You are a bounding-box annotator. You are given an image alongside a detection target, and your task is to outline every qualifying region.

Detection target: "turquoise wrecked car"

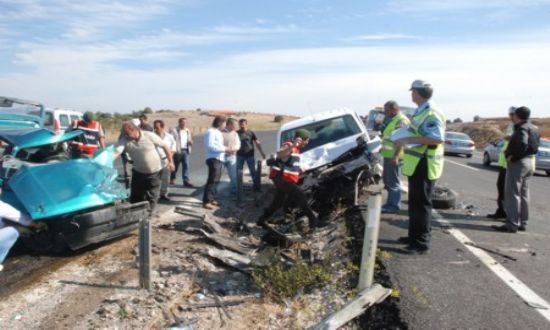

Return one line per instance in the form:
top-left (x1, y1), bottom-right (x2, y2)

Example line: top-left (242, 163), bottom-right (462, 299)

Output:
top-left (0, 96), bottom-right (45, 129)
top-left (0, 127), bottom-right (148, 252)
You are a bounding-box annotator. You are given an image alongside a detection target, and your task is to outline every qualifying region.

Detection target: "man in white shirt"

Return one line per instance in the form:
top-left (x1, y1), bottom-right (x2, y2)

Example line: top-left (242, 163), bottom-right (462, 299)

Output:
top-left (222, 118), bottom-right (241, 194)
top-left (154, 120), bottom-right (177, 201)
top-left (169, 118), bottom-right (194, 187)
top-left (203, 116), bottom-right (228, 209)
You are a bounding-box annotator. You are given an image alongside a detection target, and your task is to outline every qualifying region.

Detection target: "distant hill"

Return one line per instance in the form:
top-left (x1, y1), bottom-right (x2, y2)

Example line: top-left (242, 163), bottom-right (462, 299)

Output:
top-left (448, 117), bottom-right (550, 148)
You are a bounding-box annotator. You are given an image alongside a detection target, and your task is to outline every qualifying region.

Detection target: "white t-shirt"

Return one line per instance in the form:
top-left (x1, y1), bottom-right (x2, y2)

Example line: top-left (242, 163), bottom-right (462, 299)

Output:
top-left (158, 132), bottom-right (177, 158)
top-left (180, 129), bottom-right (189, 149)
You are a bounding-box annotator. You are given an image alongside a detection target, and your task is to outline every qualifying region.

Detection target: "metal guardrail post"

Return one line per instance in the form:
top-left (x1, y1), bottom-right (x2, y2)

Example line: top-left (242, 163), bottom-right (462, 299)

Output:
top-left (358, 191), bottom-right (382, 290)
top-left (139, 217), bottom-right (152, 291)
top-left (256, 160), bottom-right (262, 191)
top-left (236, 168), bottom-right (243, 205)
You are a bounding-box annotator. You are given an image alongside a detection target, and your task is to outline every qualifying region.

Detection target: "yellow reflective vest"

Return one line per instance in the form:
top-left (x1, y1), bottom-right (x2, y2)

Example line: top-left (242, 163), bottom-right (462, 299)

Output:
top-left (381, 113), bottom-right (410, 158)
top-left (402, 106), bottom-right (446, 180)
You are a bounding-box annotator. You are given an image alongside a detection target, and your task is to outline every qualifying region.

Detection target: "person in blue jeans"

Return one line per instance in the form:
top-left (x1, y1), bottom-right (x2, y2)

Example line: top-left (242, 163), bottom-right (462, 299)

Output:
top-left (380, 101), bottom-right (410, 213)
top-left (236, 119), bottom-right (266, 192)
top-left (222, 118), bottom-right (241, 194)
top-left (1, 200), bottom-right (45, 271)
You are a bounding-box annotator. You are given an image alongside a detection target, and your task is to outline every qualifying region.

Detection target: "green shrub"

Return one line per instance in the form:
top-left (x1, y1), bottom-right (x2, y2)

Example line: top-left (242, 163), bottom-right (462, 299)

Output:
top-left (274, 115), bottom-right (284, 123)
top-left (252, 260), bottom-right (332, 302)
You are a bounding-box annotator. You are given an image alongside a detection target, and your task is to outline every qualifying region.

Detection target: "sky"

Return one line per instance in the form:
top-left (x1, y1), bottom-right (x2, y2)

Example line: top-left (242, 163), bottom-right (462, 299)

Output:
top-left (1, 0), bottom-right (550, 120)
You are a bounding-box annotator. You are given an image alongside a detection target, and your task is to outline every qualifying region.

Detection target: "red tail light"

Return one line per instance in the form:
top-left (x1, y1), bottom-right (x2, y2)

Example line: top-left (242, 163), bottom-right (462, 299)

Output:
top-left (53, 118), bottom-right (60, 132)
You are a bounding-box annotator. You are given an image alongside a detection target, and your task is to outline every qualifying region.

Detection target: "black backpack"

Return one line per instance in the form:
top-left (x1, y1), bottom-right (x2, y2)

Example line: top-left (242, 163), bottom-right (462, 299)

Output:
top-left (526, 125), bottom-right (540, 155)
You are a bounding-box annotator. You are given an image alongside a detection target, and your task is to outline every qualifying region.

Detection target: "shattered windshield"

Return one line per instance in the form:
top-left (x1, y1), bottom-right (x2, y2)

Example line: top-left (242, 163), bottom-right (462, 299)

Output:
top-left (281, 115), bottom-right (362, 153)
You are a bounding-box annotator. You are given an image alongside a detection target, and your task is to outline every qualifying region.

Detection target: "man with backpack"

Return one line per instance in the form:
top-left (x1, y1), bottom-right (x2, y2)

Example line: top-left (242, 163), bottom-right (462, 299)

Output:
top-left (493, 106), bottom-right (539, 233)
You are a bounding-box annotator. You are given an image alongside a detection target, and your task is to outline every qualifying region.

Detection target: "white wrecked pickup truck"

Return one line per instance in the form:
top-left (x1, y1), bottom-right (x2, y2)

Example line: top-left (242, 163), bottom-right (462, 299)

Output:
top-left (274, 108), bottom-right (382, 210)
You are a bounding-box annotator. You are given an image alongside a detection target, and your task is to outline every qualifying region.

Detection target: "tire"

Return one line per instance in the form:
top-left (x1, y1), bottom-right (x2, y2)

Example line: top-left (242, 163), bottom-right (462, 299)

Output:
top-left (19, 229), bottom-right (68, 255)
top-left (432, 186), bottom-right (457, 210)
top-left (483, 153), bottom-right (491, 166)
top-left (466, 154), bottom-right (473, 158)
top-left (546, 170), bottom-right (550, 177)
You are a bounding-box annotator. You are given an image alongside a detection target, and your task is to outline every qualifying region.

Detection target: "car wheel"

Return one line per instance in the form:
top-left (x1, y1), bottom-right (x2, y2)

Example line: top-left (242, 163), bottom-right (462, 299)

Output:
top-left (432, 186), bottom-right (457, 210)
top-left (19, 229), bottom-right (68, 255)
top-left (546, 170), bottom-right (550, 177)
top-left (483, 153), bottom-right (491, 166)
top-left (466, 154), bottom-right (473, 158)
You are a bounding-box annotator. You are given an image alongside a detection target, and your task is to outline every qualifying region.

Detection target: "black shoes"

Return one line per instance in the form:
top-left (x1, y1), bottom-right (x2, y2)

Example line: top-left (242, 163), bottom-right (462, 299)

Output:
top-left (518, 224), bottom-right (527, 232)
top-left (487, 213), bottom-right (506, 219)
top-left (492, 224), bottom-right (517, 233)
top-left (397, 236), bottom-right (410, 244)
top-left (403, 244), bottom-right (429, 255)
top-left (159, 195), bottom-right (171, 202)
top-left (184, 182), bottom-right (195, 188)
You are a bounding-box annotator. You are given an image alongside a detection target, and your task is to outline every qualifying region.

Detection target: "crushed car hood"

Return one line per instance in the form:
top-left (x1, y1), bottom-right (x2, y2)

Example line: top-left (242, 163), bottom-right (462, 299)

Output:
top-left (0, 113), bottom-right (42, 129)
top-left (6, 146), bottom-right (127, 220)
top-left (0, 128), bottom-right (82, 151)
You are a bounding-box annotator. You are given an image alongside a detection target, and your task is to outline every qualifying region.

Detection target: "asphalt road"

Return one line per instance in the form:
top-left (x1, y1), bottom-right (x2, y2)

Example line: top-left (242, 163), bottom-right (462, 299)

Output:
top-left (379, 151), bottom-right (550, 330)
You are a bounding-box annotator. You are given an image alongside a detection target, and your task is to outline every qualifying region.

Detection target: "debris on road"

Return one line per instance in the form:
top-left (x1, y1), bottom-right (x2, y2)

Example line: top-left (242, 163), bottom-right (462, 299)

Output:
top-left (464, 241), bottom-right (518, 261)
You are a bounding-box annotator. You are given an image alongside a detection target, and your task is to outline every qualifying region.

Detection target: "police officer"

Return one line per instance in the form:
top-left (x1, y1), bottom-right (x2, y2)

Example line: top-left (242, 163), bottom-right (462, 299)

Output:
top-left (487, 106), bottom-right (516, 219)
top-left (257, 129), bottom-right (318, 229)
top-left (70, 111), bottom-right (106, 157)
top-left (394, 80), bottom-right (446, 254)
top-left (380, 100), bottom-right (410, 213)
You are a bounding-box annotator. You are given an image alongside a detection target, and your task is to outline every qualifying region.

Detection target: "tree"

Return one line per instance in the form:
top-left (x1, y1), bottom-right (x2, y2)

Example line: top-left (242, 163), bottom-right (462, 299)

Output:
top-left (143, 107), bottom-right (153, 114)
top-left (446, 119), bottom-right (452, 124)
top-left (473, 115), bottom-right (481, 122)
top-left (274, 115), bottom-right (284, 123)
top-left (453, 118), bottom-right (463, 123)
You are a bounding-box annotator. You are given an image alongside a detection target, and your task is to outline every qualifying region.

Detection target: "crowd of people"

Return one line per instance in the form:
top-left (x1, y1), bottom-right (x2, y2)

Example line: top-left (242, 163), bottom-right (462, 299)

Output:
top-left (1, 79), bottom-right (541, 271)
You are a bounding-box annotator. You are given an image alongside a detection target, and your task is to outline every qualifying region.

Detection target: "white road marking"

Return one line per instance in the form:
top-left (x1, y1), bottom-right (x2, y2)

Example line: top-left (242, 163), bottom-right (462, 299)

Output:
top-left (434, 212), bottom-right (550, 323)
top-left (445, 158), bottom-right (480, 171)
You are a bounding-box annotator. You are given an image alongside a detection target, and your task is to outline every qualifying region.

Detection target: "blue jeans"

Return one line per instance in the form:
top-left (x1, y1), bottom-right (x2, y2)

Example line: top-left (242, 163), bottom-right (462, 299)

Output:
top-left (237, 155), bottom-right (260, 191)
top-left (171, 149), bottom-right (190, 183)
top-left (0, 226), bottom-right (19, 264)
top-left (224, 155), bottom-right (237, 193)
top-left (382, 157), bottom-right (402, 211)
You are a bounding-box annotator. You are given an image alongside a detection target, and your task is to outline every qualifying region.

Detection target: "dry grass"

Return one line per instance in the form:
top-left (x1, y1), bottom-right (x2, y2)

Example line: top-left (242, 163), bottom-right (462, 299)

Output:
top-left (448, 117), bottom-right (550, 147)
top-left (103, 110), bottom-right (299, 141)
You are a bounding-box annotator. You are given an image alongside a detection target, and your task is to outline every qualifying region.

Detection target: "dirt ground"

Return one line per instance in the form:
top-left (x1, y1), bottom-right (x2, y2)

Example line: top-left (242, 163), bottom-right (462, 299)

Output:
top-left (0, 171), bottom-right (380, 329)
top-left (449, 117), bottom-right (550, 148)
top-left (104, 110), bottom-right (298, 141)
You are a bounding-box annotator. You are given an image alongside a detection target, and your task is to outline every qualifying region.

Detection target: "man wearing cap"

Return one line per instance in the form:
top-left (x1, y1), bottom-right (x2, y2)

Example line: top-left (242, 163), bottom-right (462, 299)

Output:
top-left (381, 100), bottom-right (410, 213)
top-left (487, 107), bottom-right (516, 219)
top-left (493, 106), bottom-right (538, 233)
top-left (70, 111), bottom-right (106, 157)
top-left (394, 80), bottom-right (446, 254)
top-left (257, 129), bottom-right (319, 230)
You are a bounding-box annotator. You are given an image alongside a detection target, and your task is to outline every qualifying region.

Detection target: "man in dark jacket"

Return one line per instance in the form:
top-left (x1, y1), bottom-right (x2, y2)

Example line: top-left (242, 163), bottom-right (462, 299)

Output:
top-left (493, 106), bottom-right (538, 233)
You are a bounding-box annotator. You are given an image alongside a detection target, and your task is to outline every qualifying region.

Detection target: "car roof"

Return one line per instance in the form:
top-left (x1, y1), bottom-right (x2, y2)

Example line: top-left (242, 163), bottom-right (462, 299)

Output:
top-left (280, 108), bottom-right (359, 132)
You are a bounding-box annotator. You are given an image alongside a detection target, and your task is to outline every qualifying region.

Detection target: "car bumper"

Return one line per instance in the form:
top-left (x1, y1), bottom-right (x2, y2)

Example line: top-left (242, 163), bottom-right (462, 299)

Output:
top-left (536, 157), bottom-right (550, 171)
top-left (445, 145), bottom-right (475, 155)
top-left (53, 201), bottom-right (149, 250)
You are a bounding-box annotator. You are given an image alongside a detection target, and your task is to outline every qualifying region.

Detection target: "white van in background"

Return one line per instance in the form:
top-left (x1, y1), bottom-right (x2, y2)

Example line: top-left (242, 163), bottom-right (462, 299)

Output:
top-left (44, 108), bottom-right (83, 133)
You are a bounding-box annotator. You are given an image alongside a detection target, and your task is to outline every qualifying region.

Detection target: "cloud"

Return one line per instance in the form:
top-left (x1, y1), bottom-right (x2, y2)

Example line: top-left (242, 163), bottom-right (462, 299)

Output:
top-left (345, 33), bottom-right (421, 41)
top-left (210, 24), bottom-right (299, 35)
top-left (3, 40), bottom-right (550, 120)
top-left (386, 0), bottom-right (550, 14)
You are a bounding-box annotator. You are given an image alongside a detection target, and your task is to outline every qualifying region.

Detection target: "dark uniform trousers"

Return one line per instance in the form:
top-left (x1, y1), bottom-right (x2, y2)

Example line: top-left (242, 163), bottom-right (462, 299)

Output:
top-left (408, 157), bottom-right (435, 249)
top-left (260, 175), bottom-right (317, 225)
top-left (131, 170), bottom-right (161, 213)
top-left (496, 167), bottom-right (507, 217)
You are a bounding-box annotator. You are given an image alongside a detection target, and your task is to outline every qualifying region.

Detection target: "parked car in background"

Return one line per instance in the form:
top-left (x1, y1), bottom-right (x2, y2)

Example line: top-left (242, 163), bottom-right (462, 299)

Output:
top-left (43, 108), bottom-right (83, 133)
top-left (444, 131), bottom-right (475, 157)
top-left (536, 137), bottom-right (550, 176)
top-left (364, 106), bottom-right (416, 138)
top-left (483, 138), bottom-right (505, 166)
top-left (0, 96), bottom-right (44, 129)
